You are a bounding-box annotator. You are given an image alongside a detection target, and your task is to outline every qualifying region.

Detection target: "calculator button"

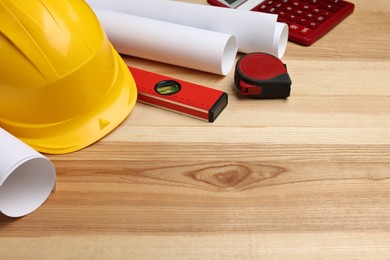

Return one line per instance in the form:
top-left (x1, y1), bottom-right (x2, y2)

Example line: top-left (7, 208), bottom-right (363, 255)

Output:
top-left (312, 8), bottom-right (321, 14)
top-left (305, 13), bottom-right (315, 19)
top-left (292, 1), bottom-right (300, 8)
top-left (326, 0), bottom-right (346, 6)
top-left (298, 18), bottom-right (308, 25)
top-left (316, 16), bottom-right (326, 22)
top-left (268, 7), bottom-right (277, 13)
top-left (289, 24), bottom-right (301, 32)
top-left (258, 4), bottom-right (270, 12)
top-left (300, 27), bottom-right (312, 35)
top-left (320, 2), bottom-right (342, 12)
top-left (278, 11), bottom-right (287, 17)
top-left (308, 21), bottom-right (320, 29)
top-left (275, 3), bottom-right (284, 8)
top-left (322, 10), bottom-right (333, 17)
top-left (302, 4), bottom-right (312, 11)
top-left (314, 8), bottom-right (333, 17)
top-left (287, 14), bottom-right (298, 21)
top-left (294, 9), bottom-right (304, 16)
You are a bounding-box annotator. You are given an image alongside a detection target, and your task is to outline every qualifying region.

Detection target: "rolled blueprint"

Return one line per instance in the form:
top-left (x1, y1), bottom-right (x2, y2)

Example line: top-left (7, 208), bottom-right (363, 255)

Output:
top-left (93, 8), bottom-right (237, 75)
top-left (86, 0), bottom-right (288, 58)
top-left (0, 128), bottom-right (56, 217)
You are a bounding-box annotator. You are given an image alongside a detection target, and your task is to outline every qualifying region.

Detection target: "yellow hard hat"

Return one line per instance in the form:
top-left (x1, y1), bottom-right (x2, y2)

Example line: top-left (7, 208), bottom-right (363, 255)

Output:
top-left (0, 0), bottom-right (137, 154)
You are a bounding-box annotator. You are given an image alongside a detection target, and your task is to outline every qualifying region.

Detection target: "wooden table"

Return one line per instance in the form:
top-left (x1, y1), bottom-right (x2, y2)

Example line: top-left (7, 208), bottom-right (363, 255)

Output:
top-left (1, 0), bottom-right (390, 258)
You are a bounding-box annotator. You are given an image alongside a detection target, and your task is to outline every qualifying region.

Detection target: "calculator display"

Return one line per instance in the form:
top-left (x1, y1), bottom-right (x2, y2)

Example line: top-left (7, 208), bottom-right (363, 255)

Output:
top-left (215, 0), bottom-right (250, 8)
top-left (224, 0), bottom-right (242, 4)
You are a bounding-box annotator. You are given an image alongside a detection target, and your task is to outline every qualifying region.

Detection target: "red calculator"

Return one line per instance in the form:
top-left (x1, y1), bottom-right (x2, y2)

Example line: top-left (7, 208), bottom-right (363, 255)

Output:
top-left (207, 0), bottom-right (355, 46)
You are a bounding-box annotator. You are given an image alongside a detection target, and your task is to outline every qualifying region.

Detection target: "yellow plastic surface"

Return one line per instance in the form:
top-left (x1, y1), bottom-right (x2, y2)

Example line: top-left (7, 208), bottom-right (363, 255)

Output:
top-left (0, 0), bottom-right (137, 154)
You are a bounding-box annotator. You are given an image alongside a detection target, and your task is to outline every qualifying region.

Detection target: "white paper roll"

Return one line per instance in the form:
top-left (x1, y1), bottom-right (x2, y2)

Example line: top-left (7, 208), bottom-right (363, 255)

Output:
top-left (93, 8), bottom-right (237, 75)
top-left (86, 0), bottom-right (288, 58)
top-left (0, 128), bottom-right (56, 217)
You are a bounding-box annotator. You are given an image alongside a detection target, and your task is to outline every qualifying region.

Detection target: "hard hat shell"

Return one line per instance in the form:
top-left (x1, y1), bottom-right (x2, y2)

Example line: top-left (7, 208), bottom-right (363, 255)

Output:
top-left (0, 0), bottom-right (137, 154)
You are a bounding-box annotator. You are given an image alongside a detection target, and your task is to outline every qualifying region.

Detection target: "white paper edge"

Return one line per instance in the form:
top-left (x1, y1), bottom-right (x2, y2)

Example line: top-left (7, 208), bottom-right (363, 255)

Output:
top-left (0, 128), bottom-right (56, 218)
top-left (93, 8), bottom-right (237, 75)
top-left (274, 22), bottom-right (289, 58)
top-left (86, 0), bottom-right (288, 58)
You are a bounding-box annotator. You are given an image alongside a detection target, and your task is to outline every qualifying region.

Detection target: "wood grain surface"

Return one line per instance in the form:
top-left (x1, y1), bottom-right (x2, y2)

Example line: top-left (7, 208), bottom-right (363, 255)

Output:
top-left (1, 0), bottom-right (390, 259)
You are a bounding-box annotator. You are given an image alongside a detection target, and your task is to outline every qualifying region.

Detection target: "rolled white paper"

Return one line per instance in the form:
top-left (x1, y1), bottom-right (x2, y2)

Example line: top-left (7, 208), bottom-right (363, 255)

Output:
top-left (93, 8), bottom-right (237, 75)
top-left (86, 0), bottom-right (288, 58)
top-left (0, 128), bottom-right (56, 217)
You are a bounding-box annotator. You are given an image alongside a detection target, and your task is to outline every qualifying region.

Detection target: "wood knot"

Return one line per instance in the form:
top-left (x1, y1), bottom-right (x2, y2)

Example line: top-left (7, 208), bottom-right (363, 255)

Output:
top-left (189, 165), bottom-right (251, 188)
top-left (186, 163), bottom-right (283, 191)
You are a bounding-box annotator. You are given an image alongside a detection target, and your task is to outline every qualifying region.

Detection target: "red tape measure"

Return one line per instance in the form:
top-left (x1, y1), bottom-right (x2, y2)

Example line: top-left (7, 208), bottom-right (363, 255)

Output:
top-left (234, 53), bottom-right (292, 99)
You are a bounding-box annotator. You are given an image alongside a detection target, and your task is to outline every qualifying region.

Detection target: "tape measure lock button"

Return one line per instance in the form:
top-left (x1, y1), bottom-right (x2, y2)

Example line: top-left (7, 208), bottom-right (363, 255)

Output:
top-left (239, 80), bottom-right (263, 96)
top-left (234, 53), bottom-right (292, 99)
